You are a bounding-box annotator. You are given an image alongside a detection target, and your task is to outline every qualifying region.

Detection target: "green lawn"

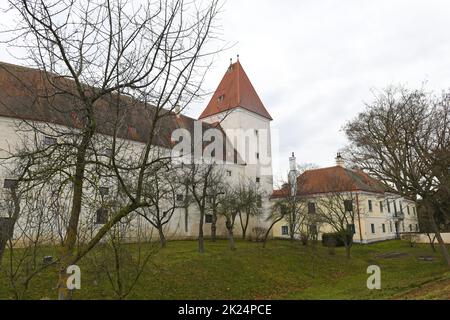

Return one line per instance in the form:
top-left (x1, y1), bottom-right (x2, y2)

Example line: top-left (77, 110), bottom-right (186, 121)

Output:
top-left (1, 239), bottom-right (449, 300)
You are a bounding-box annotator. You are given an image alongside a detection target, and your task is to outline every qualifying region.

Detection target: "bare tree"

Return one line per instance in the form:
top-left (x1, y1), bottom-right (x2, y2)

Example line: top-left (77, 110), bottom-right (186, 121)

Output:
top-left (0, 181), bottom-right (60, 299)
top-left (314, 188), bottom-right (357, 259)
top-left (1, 0), bottom-right (221, 299)
top-left (236, 179), bottom-right (263, 240)
top-left (87, 215), bottom-right (157, 300)
top-left (138, 161), bottom-right (179, 248)
top-left (206, 173), bottom-right (226, 242)
top-left (217, 185), bottom-right (239, 250)
top-left (183, 162), bottom-right (223, 253)
top-left (344, 86), bottom-right (450, 267)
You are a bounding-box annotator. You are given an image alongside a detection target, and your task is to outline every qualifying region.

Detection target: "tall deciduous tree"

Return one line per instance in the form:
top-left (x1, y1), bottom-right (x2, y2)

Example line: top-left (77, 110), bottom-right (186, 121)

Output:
top-left (344, 86), bottom-right (450, 267)
top-left (2, 0), bottom-right (221, 298)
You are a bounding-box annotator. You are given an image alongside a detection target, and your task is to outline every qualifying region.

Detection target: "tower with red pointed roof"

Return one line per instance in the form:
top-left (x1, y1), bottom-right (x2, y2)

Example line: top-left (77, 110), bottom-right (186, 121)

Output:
top-left (199, 58), bottom-right (273, 219)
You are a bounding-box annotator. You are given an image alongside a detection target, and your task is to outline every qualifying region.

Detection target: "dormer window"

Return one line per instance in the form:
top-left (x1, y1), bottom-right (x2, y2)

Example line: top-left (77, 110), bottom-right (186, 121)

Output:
top-left (217, 94), bottom-right (225, 103)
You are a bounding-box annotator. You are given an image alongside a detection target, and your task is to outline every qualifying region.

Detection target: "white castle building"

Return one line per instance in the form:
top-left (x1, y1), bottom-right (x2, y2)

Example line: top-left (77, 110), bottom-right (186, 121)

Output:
top-left (0, 59), bottom-right (274, 242)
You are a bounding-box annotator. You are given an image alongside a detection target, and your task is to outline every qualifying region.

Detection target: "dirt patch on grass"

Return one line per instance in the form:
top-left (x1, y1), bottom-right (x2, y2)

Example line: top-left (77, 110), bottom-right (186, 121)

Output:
top-left (375, 252), bottom-right (408, 259)
top-left (392, 278), bottom-right (450, 300)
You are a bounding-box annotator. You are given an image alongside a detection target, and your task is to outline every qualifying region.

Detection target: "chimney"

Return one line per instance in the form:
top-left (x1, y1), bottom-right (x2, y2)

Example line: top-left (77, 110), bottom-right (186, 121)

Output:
top-left (289, 153), bottom-right (297, 197)
top-left (336, 153), bottom-right (345, 168)
top-left (289, 152), bottom-right (297, 172)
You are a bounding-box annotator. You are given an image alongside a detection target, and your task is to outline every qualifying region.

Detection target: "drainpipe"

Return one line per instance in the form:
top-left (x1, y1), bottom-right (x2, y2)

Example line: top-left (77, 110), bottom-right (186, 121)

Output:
top-left (356, 193), bottom-right (363, 243)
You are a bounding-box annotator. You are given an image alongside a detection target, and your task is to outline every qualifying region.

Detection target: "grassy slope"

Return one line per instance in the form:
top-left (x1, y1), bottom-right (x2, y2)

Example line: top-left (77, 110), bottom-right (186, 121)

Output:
top-left (0, 240), bottom-right (449, 300)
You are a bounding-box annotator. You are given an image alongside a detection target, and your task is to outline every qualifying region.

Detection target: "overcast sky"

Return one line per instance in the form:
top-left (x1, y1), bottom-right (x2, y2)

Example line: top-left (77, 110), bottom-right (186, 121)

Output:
top-left (1, 1), bottom-right (450, 183)
top-left (188, 0), bottom-right (450, 182)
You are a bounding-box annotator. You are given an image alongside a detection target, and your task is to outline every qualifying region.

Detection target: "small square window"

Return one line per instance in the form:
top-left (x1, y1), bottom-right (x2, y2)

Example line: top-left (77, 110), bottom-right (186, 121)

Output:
top-left (344, 200), bottom-right (353, 212)
top-left (281, 226), bottom-right (289, 236)
top-left (256, 177), bottom-right (261, 184)
top-left (176, 194), bottom-right (184, 202)
top-left (99, 187), bottom-right (109, 196)
top-left (308, 202), bottom-right (316, 215)
top-left (0, 217), bottom-right (13, 240)
top-left (205, 214), bottom-right (213, 224)
top-left (102, 148), bottom-right (113, 157)
top-left (96, 208), bottom-right (108, 225)
top-left (43, 136), bottom-right (57, 146)
top-left (347, 224), bottom-right (356, 234)
top-left (227, 170), bottom-right (232, 177)
top-left (3, 179), bottom-right (18, 189)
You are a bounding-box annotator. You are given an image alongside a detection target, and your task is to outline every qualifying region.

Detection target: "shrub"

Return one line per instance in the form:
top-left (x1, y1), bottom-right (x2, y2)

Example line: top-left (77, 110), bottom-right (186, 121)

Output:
top-left (322, 232), bottom-right (353, 248)
top-left (251, 227), bottom-right (267, 242)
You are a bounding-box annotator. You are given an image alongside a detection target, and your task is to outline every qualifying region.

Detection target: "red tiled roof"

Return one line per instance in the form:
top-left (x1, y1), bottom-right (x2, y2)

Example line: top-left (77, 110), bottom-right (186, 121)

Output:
top-left (271, 166), bottom-right (385, 199)
top-left (0, 61), bottom-right (242, 164)
top-left (199, 61), bottom-right (272, 120)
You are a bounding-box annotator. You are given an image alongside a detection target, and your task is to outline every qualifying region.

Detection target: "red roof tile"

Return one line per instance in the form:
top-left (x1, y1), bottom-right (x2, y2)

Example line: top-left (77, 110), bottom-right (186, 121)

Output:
top-left (199, 61), bottom-right (272, 120)
top-left (271, 166), bottom-right (386, 199)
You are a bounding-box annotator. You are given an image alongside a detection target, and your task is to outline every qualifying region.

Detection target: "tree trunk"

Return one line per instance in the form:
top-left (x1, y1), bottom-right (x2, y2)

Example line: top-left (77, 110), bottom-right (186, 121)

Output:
top-left (184, 206), bottom-right (189, 233)
top-left (211, 209), bottom-right (217, 242)
top-left (263, 218), bottom-right (282, 248)
top-left (242, 212), bottom-right (249, 240)
top-left (58, 139), bottom-right (90, 299)
top-left (344, 242), bottom-right (351, 259)
top-left (0, 239), bottom-right (6, 268)
top-left (198, 210), bottom-right (205, 254)
top-left (226, 218), bottom-right (236, 251)
top-left (428, 210), bottom-right (450, 268)
top-left (158, 225), bottom-right (167, 248)
top-left (427, 233), bottom-right (436, 253)
top-left (227, 228), bottom-right (236, 251)
top-left (0, 189), bottom-right (21, 268)
top-left (57, 260), bottom-right (73, 300)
